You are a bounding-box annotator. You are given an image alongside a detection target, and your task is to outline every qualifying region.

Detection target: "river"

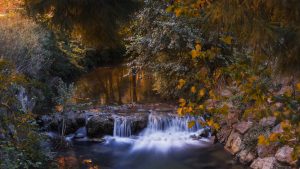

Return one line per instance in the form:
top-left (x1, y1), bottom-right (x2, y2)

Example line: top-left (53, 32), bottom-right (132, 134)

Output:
top-left (55, 67), bottom-right (248, 169)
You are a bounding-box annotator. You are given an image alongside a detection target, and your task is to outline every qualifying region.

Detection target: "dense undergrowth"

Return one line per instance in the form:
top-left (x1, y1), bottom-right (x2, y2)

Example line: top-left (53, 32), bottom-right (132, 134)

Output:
top-left (0, 0), bottom-right (299, 168)
top-left (126, 0), bottom-right (300, 162)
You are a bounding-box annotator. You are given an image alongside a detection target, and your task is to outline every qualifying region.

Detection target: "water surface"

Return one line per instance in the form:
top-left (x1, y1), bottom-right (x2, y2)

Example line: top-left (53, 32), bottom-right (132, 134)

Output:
top-left (57, 140), bottom-right (246, 169)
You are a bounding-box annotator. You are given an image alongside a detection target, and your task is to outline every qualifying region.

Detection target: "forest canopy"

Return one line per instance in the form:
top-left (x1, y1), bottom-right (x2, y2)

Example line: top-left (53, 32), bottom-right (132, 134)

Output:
top-left (25, 0), bottom-right (140, 49)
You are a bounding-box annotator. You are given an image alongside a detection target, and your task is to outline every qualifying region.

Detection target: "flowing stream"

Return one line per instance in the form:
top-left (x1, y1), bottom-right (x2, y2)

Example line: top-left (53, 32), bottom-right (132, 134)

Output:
top-left (57, 111), bottom-right (247, 169)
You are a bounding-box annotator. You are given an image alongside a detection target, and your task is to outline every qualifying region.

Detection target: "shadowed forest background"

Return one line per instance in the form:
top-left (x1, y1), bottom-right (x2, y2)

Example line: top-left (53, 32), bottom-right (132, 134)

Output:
top-left (0, 0), bottom-right (299, 169)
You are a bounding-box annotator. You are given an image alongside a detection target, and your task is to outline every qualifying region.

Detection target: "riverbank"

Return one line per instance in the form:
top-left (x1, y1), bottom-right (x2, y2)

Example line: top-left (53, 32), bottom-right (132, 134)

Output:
top-left (39, 102), bottom-right (299, 169)
top-left (40, 103), bottom-right (247, 169)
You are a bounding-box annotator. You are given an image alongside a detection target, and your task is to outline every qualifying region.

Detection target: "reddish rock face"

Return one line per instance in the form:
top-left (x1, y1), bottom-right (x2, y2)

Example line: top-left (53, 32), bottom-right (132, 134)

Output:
top-left (235, 121), bottom-right (253, 135)
top-left (275, 146), bottom-right (294, 165)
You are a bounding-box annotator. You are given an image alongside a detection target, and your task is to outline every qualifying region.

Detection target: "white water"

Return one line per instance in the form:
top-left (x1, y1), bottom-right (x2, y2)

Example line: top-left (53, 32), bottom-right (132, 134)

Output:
top-left (109, 112), bottom-right (209, 152)
top-left (113, 116), bottom-right (132, 137)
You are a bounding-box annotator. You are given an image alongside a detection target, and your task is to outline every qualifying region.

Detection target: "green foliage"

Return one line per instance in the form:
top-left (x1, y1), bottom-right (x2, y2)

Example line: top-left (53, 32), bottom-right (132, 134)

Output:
top-left (169, 0), bottom-right (300, 74)
top-left (25, 0), bottom-right (140, 49)
top-left (0, 60), bottom-right (55, 169)
top-left (126, 0), bottom-right (300, 158)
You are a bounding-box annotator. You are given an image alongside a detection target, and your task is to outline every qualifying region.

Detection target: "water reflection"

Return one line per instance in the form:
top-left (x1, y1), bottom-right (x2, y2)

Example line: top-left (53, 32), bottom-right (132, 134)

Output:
top-left (74, 67), bottom-right (158, 105)
top-left (56, 141), bottom-right (248, 169)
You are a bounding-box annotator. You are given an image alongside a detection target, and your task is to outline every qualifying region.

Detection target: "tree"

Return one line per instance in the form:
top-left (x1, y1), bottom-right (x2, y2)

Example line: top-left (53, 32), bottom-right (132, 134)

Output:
top-left (169, 0), bottom-right (300, 74)
top-left (25, 0), bottom-right (140, 49)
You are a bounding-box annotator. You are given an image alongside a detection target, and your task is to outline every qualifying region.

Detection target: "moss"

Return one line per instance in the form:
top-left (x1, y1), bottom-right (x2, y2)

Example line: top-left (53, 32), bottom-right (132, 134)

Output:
top-left (242, 124), bottom-right (272, 152)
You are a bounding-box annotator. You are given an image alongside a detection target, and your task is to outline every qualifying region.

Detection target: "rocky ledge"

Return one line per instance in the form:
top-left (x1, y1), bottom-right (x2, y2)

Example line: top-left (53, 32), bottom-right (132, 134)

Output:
top-left (215, 114), bottom-right (299, 169)
top-left (37, 104), bottom-right (175, 138)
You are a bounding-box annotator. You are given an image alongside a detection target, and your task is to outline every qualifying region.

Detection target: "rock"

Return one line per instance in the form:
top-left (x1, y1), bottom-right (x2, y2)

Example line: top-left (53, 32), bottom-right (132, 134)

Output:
top-left (190, 134), bottom-right (201, 140)
top-left (209, 135), bottom-right (217, 144)
top-left (74, 127), bottom-right (87, 139)
top-left (226, 112), bottom-right (239, 126)
top-left (250, 157), bottom-right (277, 169)
top-left (257, 144), bottom-right (278, 158)
top-left (199, 128), bottom-right (210, 138)
top-left (221, 89), bottom-right (233, 97)
top-left (272, 124), bottom-right (284, 134)
top-left (275, 146), bottom-right (294, 165)
top-left (130, 113), bottom-right (149, 135)
top-left (259, 117), bottom-right (277, 127)
top-left (217, 126), bottom-right (232, 143)
top-left (235, 121), bottom-right (253, 134)
top-left (239, 150), bottom-right (256, 164)
top-left (225, 131), bottom-right (242, 155)
top-left (40, 111), bottom-right (90, 135)
top-left (278, 86), bottom-right (293, 95)
top-left (86, 114), bottom-right (114, 138)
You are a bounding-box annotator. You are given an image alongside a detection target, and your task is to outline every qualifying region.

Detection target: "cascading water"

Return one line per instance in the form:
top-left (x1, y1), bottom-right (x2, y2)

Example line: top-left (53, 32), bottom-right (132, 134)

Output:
top-left (110, 112), bottom-right (208, 152)
top-left (113, 116), bottom-right (132, 137)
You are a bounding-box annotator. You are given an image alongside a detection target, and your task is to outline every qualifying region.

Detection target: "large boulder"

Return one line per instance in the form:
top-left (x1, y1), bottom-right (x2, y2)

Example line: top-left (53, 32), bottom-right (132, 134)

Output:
top-left (130, 113), bottom-right (148, 135)
top-left (275, 146), bottom-right (294, 165)
top-left (86, 114), bottom-right (114, 138)
top-left (235, 121), bottom-right (253, 135)
top-left (225, 131), bottom-right (242, 155)
top-left (38, 111), bottom-right (87, 134)
top-left (250, 157), bottom-right (277, 169)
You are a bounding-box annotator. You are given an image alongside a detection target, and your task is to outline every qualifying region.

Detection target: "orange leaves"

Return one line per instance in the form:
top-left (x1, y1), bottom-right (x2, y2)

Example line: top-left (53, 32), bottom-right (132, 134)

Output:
top-left (269, 133), bottom-right (280, 142)
top-left (190, 86), bottom-right (196, 93)
top-left (188, 121), bottom-right (196, 129)
top-left (191, 43), bottom-right (202, 59)
top-left (179, 98), bottom-right (186, 107)
top-left (174, 8), bottom-right (183, 17)
top-left (198, 88), bottom-right (206, 98)
top-left (177, 107), bottom-right (183, 116)
top-left (296, 83), bottom-right (300, 92)
top-left (177, 79), bottom-right (186, 89)
top-left (206, 119), bottom-right (220, 130)
top-left (220, 36), bottom-right (233, 45)
top-left (191, 50), bottom-right (201, 59)
top-left (258, 135), bottom-right (269, 145)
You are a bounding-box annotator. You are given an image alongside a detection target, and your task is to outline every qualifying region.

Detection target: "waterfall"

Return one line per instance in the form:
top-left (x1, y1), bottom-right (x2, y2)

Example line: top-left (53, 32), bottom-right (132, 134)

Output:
top-left (113, 116), bottom-right (132, 137)
top-left (111, 112), bottom-right (207, 151)
top-left (145, 113), bottom-right (202, 134)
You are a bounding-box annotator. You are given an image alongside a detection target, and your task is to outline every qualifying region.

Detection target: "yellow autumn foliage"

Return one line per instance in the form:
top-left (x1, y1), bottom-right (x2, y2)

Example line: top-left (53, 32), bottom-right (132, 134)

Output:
top-left (190, 86), bottom-right (196, 93)
top-left (179, 98), bottom-right (186, 107)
